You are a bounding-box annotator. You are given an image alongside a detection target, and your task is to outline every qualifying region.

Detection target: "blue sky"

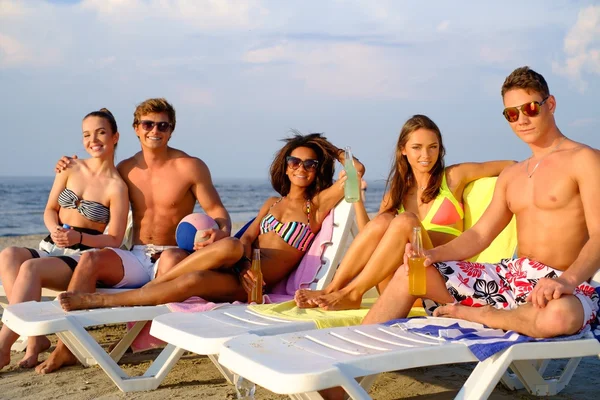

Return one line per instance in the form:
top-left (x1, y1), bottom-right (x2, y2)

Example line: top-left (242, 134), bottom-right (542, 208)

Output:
top-left (1, 0), bottom-right (599, 181)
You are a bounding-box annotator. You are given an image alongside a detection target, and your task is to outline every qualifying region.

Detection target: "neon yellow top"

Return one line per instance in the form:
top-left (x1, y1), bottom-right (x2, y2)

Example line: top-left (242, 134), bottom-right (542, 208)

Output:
top-left (399, 172), bottom-right (464, 237)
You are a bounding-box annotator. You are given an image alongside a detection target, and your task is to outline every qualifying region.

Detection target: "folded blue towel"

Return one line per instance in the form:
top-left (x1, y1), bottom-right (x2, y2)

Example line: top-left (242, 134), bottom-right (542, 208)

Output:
top-left (384, 317), bottom-right (596, 361)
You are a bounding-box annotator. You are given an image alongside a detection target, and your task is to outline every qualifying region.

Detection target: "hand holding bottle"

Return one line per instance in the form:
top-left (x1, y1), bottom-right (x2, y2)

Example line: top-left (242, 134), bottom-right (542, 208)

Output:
top-left (343, 146), bottom-right (360, 203)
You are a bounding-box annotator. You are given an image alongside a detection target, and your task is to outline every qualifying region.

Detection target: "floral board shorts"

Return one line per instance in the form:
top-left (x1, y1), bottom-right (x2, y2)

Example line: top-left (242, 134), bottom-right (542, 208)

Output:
top-left (422, 257), bottom-right (600, 331)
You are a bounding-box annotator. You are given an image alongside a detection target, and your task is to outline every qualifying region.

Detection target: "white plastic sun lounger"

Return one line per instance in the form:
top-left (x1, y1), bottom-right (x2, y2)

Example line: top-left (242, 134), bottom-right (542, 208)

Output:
top-left (1, 200), bottom-right (358, 392)
top-left (147, 177), bottom-right (517, 389)
top-left (217, 315), bottom-right (600, 400)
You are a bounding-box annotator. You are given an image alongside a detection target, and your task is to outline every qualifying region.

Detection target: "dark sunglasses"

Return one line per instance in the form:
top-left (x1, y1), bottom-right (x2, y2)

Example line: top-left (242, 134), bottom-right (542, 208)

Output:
top-left (286, 156), bottom-right (319, 171)
top-left (502, 97), bottom-right (549, 123)
top-left (139, 120), bottom-right (173, 132)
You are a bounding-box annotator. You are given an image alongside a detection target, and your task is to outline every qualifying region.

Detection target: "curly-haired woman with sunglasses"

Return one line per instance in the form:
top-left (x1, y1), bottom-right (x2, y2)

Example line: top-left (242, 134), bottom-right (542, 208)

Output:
top-left (296, 115), bottom-right (515, 311)
top-left (0, 109), bottom-right (129, 370)
top-left (57, 132), bottom-right (365, 311)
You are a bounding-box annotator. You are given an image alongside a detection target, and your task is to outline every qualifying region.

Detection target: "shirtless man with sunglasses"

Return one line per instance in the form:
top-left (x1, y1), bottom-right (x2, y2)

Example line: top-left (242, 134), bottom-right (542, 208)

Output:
top-left (40, 98), bottom-right (232, 374)
top-left (361, 66), bottom-right (600, 339)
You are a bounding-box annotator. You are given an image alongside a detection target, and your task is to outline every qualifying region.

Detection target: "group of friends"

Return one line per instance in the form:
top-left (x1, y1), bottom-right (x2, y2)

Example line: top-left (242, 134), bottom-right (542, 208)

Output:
top-left (0, 66), bottom-right (598, 391)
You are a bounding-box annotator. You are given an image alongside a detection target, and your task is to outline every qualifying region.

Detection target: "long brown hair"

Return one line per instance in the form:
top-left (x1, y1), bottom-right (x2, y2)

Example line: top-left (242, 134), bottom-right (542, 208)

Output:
top-left (270, 131), bottom-right (338, 200)
top-left (383, 115), bottom-right (446, 214)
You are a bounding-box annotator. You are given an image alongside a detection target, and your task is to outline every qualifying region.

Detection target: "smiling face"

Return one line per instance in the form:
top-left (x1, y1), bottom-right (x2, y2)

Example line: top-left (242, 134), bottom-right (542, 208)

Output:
top-left (503, 88), bottom-right (556, 145)
top-left (134, 112), bottom-right (172, 149)
top-left (286, 146), bottom-right (318, 188)
top-left (401, 128), bottom-right (440, 173)
top-left (82, 116), bottom-right (118, 158)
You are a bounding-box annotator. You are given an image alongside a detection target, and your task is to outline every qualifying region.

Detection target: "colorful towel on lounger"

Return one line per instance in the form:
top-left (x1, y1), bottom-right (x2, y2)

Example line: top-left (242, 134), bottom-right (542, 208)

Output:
top-left (249, 299), bottom-right (426, 329)
top-left (384, 317), bottom-right (596, 361)
top-left (128, 210), bottom-right (335, 352)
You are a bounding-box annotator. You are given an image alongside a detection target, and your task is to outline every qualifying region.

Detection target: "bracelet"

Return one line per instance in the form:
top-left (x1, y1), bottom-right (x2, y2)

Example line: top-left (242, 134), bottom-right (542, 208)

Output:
top-left (79, 231), bottom-right (83, 245)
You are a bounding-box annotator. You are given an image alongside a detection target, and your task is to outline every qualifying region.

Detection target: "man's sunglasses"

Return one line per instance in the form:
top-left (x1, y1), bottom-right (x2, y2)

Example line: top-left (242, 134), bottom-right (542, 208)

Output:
top-left (138, 120), bottom-right (173, 132)
top-left (502, 97), bottom-right (549, 123)
top-left (286, 156), bottom-right (319, 171)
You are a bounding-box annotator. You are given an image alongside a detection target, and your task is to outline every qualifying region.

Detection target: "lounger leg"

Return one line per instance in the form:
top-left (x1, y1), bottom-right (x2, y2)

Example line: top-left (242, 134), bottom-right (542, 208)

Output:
top-left (507, 357), bottom-right (581, 396)
top-left (500, 359), bottom-right (549, 390)
top-left (109, 320), bottom-right (148, 362)
top-left (289, 393), bottom-right (325, 399)
top-left (456, 351), bottom-right (514, 400)
top-left (58, 318), bottom-right (183, 392)
top-left (208, 354), bottom-right (235, 384)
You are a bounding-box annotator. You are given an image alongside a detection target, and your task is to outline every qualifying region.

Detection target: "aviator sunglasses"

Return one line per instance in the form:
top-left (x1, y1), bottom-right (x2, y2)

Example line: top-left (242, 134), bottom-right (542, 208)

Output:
top-left (502, 97), bottom-right (549, 123)
top-left (286, 156), bottom-right (319, 172)
top-left (138, 120), bottom-right (173, 132)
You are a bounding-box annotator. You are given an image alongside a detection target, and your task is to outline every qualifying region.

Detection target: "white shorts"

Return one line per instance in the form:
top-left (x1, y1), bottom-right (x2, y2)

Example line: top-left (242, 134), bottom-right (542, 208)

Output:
top-left (108, 245), bottom-right (178, 288)
top-left (27, 238), bottom-right (84, 266)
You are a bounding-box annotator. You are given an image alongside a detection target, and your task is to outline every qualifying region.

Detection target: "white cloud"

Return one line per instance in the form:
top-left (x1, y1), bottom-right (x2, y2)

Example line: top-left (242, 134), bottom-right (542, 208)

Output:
top-left (569, 117), bottom-right (596, 127)
top-left (79, 0), bottom-right (267, 31)
top-left (553, 5), bottom-right (600, 92)
top-left (437, 20), bottom-right (450, 32)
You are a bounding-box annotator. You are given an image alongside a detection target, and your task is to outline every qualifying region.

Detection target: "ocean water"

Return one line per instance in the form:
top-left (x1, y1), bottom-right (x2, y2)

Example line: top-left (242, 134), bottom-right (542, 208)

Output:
top-left (0, 176), bottom-right (387, 237)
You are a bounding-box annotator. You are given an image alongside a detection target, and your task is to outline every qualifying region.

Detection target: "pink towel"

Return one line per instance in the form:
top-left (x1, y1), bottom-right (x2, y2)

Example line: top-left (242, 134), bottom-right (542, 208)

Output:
top-left (128, 210), bottom-right (335, 352)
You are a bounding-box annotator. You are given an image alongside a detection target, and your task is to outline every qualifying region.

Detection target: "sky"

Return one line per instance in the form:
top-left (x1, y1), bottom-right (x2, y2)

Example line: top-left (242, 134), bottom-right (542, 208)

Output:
top-left (1, 0), bottom-right (599, 182)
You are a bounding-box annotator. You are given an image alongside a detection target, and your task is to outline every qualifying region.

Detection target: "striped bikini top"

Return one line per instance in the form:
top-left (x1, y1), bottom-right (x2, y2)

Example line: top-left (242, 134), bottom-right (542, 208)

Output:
top-left (259, 197), bottom-right (316, 252)
top-left (58, 187), bottom-right (110, 225)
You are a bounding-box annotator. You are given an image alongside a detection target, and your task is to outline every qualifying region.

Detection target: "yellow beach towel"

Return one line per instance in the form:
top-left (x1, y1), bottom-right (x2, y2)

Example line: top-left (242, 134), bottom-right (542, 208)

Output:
top-left (463, 177), bottom-right (518, 263)
top-left (248, 178), bottom-right (515, 330)
top-left (248, 299), bottom-right (426, 329)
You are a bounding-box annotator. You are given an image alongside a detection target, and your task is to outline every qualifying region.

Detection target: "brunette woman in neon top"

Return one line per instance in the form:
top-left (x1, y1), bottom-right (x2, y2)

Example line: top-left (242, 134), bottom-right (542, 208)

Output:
top-left (296, 114), bottom-right (515, 310)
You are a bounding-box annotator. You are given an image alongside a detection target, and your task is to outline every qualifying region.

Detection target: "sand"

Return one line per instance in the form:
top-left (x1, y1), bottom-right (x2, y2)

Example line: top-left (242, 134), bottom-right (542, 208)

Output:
top-left (0, 235), bottom-right (598, 399)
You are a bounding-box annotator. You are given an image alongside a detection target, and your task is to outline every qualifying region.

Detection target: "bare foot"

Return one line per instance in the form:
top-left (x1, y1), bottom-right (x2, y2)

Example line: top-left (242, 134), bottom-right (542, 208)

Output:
top-left (35, 343), bottom-right (77, 374)
top-left (314, 289), bottom-right (363, 311)
top-left (59, 291), bottom-right (105, 311)
top-left (294, 289), bottom-right (325, 308)
top-left (433, 304), bottom-right (493, 324)
top-left (0, 348), bottom-right (11, 370)
top-left (18, 336), bottom-right (51, 368)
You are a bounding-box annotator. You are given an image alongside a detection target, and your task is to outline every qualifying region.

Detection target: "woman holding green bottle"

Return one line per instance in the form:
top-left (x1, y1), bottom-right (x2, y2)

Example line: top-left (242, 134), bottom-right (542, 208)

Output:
top-left (296, 114), bottom-right (515, 311)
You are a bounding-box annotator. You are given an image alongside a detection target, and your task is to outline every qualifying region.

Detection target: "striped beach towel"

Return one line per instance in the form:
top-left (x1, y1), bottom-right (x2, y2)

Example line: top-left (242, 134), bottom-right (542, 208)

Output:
top-left (384, 317), bottom-right (597, 361)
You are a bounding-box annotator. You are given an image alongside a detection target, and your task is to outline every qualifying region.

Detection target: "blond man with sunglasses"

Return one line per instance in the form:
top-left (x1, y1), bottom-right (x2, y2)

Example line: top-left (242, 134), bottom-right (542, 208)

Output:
top-left (362, 66), bottom-right (600, 339)
top-left (42, 98), bottom-right (232, 374)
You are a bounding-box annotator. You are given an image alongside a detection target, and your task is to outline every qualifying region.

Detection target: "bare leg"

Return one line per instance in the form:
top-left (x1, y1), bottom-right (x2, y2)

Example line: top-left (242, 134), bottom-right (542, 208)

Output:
top-left (67, 248), bottom-right (125, 293)
top-left (0, 246), bottom-right (35, 301)
top-left (149, 238), bottom-right (243, 286)
top-left (295, 213), bottom-right (394, 308)
top-left (434, 295), bottom-right (584, 337)
top-left (154, 248), bottom-right (190, 277)
top-left (362, 264), bottom-right (453, 325)
top-left (36, 249), bottom-right (124, 374)
top-left (315, 212), bottom-right (434, 311)
top-left (0, 257), bottom-right (72, 370)
top-left (60, 269), bottom-right (246, 310)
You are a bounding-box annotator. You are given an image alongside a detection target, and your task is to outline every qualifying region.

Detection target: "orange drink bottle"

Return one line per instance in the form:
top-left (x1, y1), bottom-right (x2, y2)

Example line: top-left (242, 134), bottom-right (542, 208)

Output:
top-left (248, 249), bottom-right (263, 304)
top-left (408, 227), bottom-right (427, 296)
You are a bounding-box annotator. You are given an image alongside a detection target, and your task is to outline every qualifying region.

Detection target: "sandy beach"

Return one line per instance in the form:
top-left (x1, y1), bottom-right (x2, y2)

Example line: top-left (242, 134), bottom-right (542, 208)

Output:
top-left (0, 235), bottom-right (598, 399)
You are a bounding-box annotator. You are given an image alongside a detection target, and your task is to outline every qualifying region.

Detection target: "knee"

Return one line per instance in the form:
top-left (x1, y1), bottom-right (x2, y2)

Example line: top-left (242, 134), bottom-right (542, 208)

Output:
top-left (0, 247), bottom-right (27, 271)
top-left (212, 237), bottom-right (244, 262)
top-left (388, 212), bottom-right (420, 235)
top-left (159, 248), bottom-right (189, 272)
top-left (220, 237), bottom-right (244, 258)
top-left (18, 259), bottom-right (44, 279)
top-left (76, 250), bottom-right (106, 275)
top-left (366, 213), bottom-right (395, 234)
top-left (535, 299), bottom-right (582, 337)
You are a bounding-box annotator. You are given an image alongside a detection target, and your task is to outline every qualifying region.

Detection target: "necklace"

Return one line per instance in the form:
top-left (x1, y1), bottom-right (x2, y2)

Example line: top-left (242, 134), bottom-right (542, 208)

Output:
top-left (526, 137), bottom-right (566, 178)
